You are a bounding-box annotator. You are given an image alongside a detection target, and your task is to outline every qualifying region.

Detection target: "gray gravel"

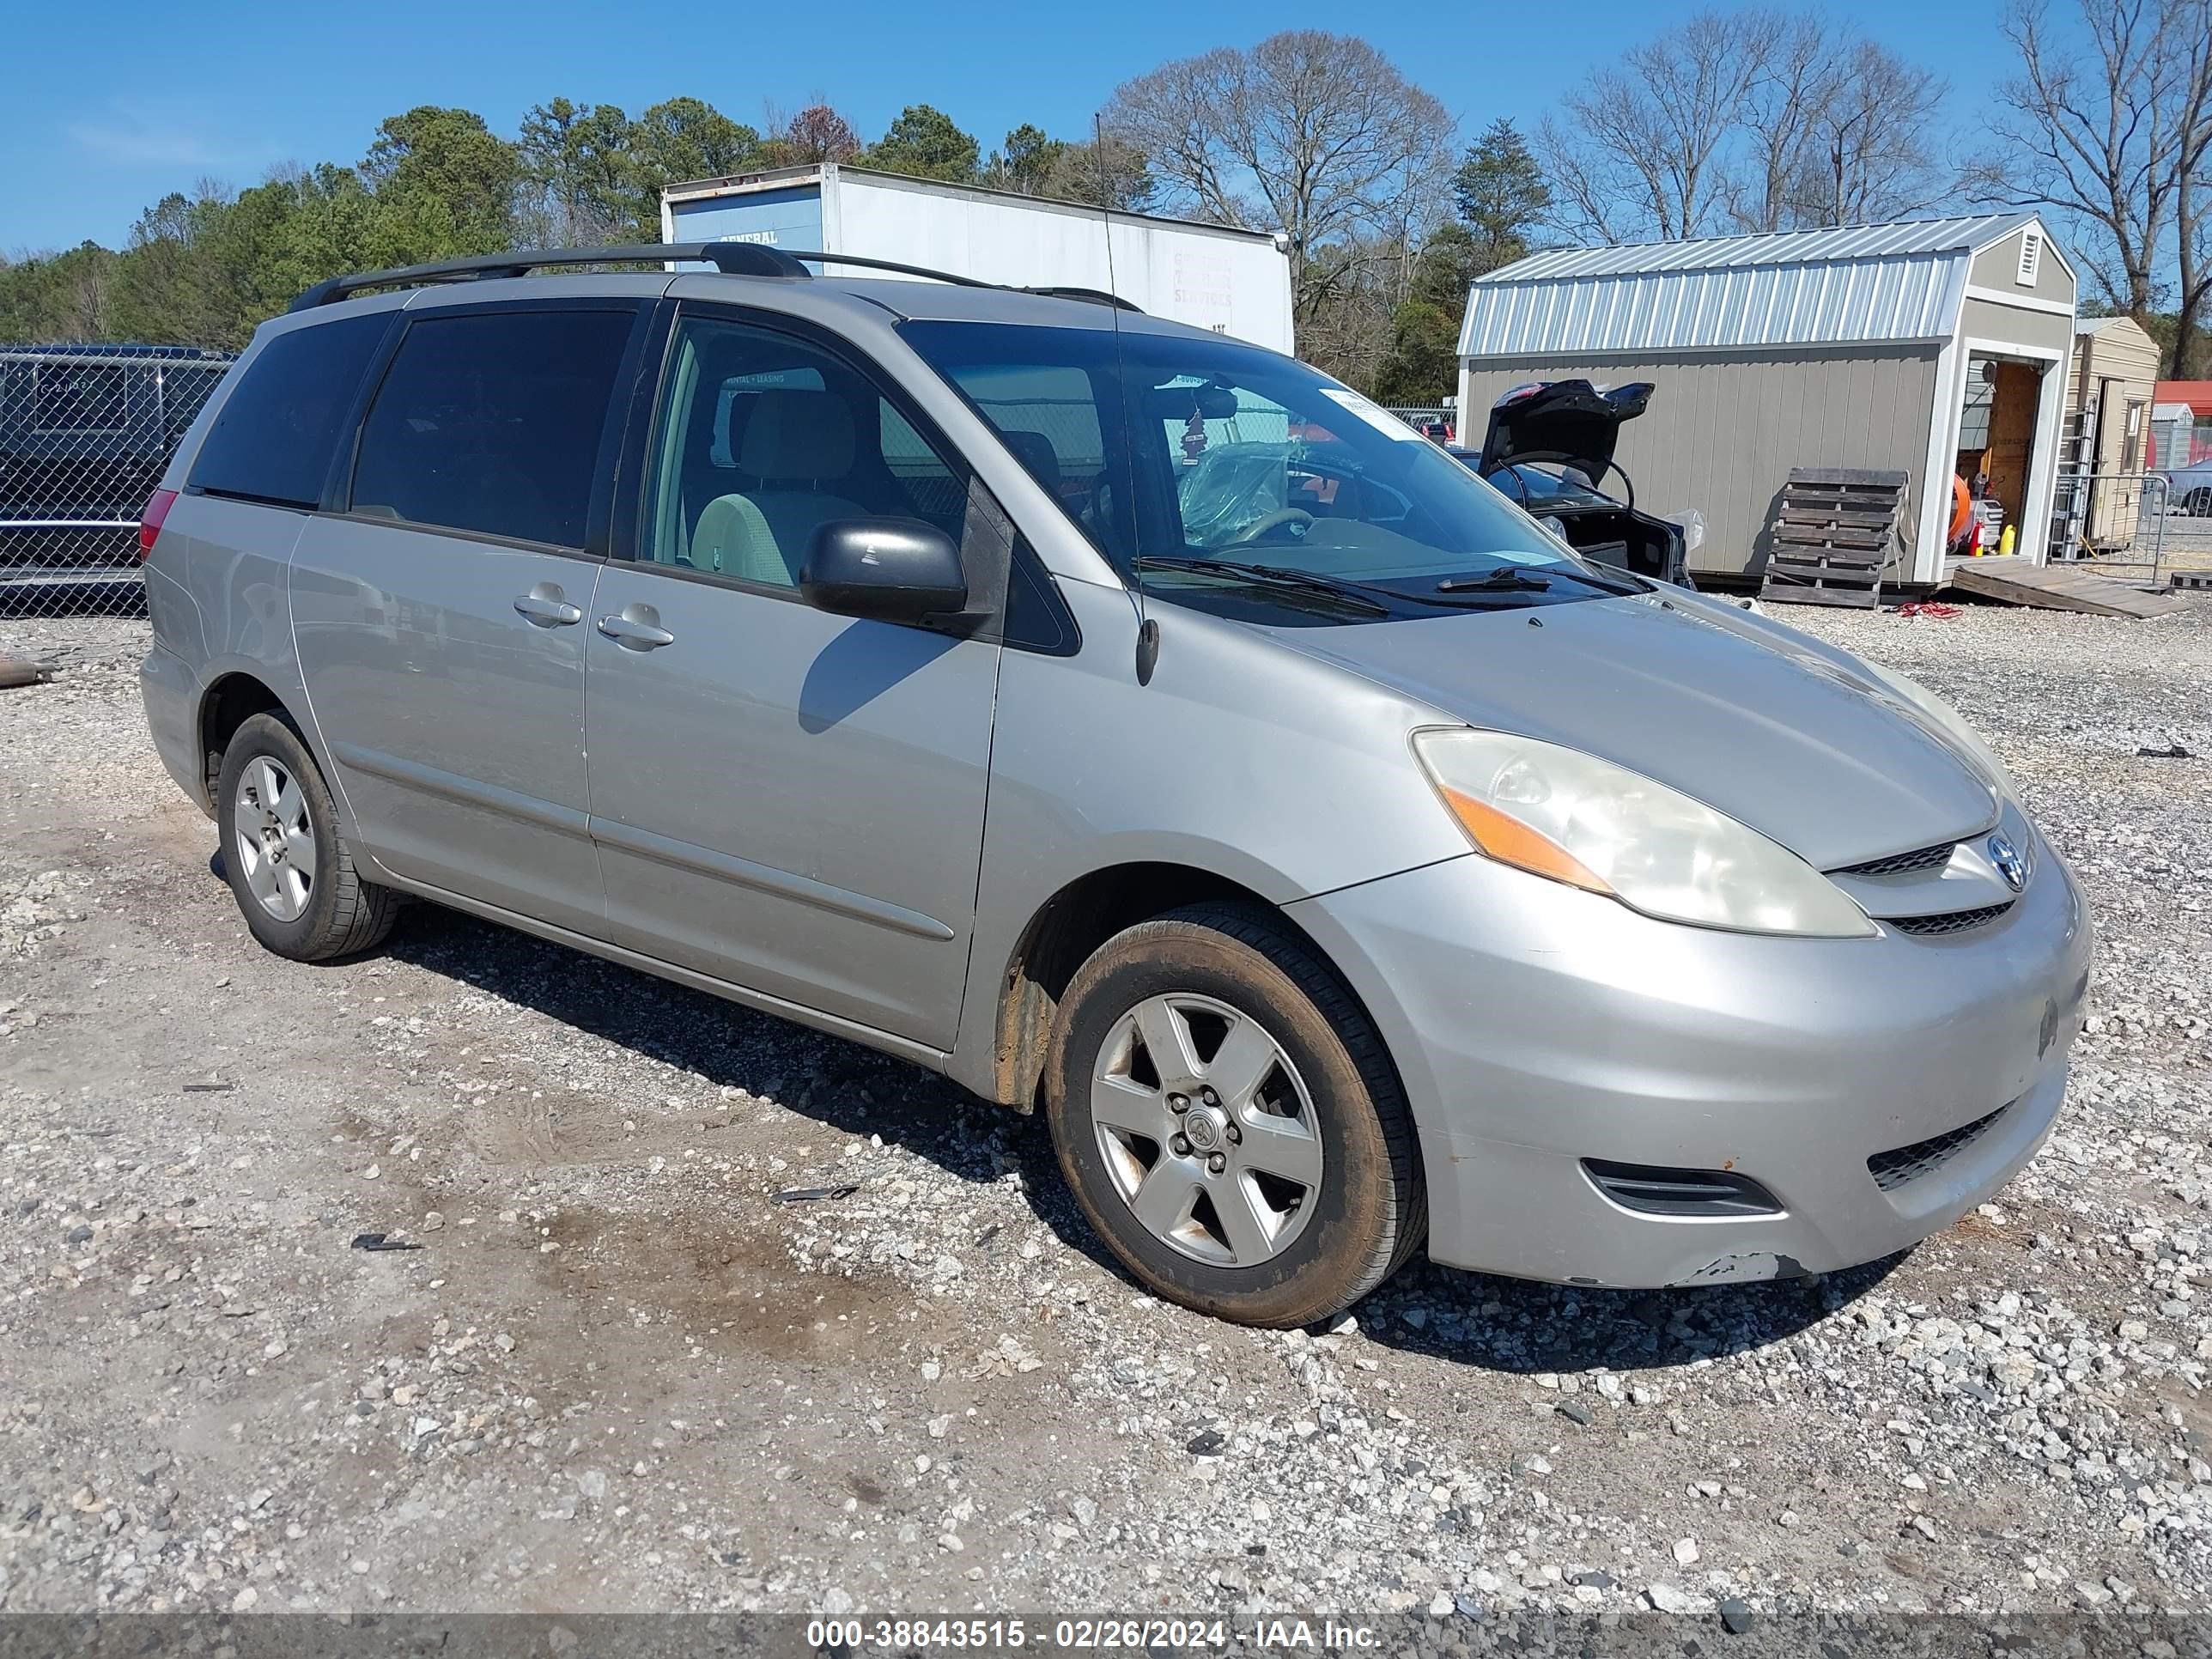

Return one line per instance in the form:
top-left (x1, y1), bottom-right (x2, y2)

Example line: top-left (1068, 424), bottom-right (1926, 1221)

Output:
top-left (0, 599), bottom-right (2208, 1620)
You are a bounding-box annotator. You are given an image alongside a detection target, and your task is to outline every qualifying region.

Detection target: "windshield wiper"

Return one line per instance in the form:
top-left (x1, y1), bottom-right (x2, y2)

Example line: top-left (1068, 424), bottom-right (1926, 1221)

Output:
top-left (1436, 565), bottom-right (1553, 593)
top-left (1436, 562), bottom-right (1646, 598)
top-left (1136, 555), bottom-right (1391, 617)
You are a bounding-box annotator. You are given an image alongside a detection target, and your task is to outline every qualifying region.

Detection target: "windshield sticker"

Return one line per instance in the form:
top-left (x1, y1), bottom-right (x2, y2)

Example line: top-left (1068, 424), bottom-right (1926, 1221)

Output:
top-left (1319, 387), bottom-right (1424, 442)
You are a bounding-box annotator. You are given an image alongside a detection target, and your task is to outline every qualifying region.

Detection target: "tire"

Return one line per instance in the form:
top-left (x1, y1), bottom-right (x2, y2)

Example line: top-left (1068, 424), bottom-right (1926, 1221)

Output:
top-left (1044, 902), bottom-right (1425, 1328)
top-left (2186, 487), bottom-right (2212, 518)
top-left (217, 711), bottom-right (400, 962)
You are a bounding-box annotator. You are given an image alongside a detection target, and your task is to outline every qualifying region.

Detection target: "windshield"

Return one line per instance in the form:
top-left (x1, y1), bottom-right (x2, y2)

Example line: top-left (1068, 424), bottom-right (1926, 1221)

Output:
top-left (902, 321), bottom-right (1605, 618)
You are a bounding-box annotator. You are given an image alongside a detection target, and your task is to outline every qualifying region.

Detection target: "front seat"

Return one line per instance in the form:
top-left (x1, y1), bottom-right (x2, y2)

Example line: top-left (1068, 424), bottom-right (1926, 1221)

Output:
top-left (1000, 428), bottom-right (1063, 500)
top-left (692, 390), bottom-right (872, 585)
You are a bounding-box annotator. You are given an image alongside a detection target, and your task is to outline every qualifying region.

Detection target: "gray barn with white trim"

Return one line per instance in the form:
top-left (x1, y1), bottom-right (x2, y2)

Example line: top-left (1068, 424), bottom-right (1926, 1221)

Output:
top-left (1457, 215), bottom-right (2077, 586)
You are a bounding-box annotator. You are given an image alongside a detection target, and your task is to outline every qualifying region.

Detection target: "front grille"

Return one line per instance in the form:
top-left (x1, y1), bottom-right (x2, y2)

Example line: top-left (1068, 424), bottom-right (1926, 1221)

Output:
top-left (1834, 840), bottom-right (1958, 878)
top-left (1831, 845), bottom-right (1955, 884)
top-left (1890, 902), bottom-right (2014, 937)
top-left (1583, 1159), bottom-right (1782, 1217)
top-left (1867, 1104), bottom-right (2008, 1192)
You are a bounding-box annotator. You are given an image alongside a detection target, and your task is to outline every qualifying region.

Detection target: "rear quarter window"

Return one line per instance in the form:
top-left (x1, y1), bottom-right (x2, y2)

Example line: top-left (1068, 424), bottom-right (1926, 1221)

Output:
top-left (348, 307), bottom-right (637, 550)
top-left (189, 313), bottom-right (393, 508)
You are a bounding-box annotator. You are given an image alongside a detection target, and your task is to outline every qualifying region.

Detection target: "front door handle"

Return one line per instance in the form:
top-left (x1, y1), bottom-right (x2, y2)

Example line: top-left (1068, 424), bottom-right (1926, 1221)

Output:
top-left (514, 585), bottom-right (583, 626)
top-left (598, 606), bottom-right (675, 649)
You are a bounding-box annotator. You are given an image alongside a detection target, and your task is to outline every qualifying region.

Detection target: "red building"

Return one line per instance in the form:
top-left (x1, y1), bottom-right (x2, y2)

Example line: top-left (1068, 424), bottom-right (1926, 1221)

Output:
top-left (2150, 381), bottom-right (2212, 470)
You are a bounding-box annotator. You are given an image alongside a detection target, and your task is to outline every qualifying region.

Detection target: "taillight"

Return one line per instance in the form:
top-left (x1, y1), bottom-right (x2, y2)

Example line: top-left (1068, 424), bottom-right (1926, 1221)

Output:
top-left (138, 489), bottom-right (178, 561)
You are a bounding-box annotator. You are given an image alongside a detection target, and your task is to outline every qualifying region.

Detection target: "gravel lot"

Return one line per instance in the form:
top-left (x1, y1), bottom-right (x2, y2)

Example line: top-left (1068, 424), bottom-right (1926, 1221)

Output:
top-left (1, 599), bottom-right (2209, 1625)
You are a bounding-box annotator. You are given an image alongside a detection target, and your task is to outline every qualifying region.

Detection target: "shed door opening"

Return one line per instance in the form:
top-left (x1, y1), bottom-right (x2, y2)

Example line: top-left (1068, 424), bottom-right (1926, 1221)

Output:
top-left (1954, 353), bottom-right (2045, 553)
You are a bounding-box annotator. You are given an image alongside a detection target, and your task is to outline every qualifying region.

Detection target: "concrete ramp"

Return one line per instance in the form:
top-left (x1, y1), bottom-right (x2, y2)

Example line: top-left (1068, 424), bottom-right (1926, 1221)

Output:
top-left (1943, 556), bottom-right (2198, 618)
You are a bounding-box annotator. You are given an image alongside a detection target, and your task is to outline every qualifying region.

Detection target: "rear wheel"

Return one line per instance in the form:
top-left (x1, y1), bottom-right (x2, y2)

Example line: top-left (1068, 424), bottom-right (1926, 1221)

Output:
top-left (1045, 903), bottom-right (1424, 1327)
top-left (218, 712), bottom-right (399, 961)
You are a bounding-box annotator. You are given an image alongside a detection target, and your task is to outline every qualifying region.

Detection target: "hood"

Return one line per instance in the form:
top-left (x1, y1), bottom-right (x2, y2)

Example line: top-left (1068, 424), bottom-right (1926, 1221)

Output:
top-left (1479, 379), bottom-right (1652, 485)
top-left (1267, 592), bottom-right (2000, 872)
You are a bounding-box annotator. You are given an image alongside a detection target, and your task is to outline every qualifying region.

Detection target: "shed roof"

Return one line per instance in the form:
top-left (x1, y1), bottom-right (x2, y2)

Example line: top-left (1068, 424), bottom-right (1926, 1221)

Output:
top-left (2074, 313), bottom-right (2155, 342)
top-left (1460, 212), bottom-right (2066, 360)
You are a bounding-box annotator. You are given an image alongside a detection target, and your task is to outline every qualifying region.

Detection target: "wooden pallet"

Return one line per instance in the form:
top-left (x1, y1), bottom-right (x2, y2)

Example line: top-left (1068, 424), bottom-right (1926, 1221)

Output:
top-left (1758, 467), bottom-right (1909, 610)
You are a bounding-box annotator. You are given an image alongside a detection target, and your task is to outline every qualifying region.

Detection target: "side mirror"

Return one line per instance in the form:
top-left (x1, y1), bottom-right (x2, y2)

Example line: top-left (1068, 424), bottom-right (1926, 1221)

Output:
top-left (799, 518), bottom-right (967, 623)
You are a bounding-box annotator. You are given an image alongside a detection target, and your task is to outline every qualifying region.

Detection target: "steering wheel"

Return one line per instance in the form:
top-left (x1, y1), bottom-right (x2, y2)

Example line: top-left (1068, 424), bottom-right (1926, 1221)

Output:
top-left (1234, 507), bottom-right (1314, 543)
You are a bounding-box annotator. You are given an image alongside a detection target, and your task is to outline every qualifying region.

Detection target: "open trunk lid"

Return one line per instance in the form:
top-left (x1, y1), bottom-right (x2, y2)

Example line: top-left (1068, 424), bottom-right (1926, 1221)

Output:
top-left (1478, 379), bottom-right (1652, 486)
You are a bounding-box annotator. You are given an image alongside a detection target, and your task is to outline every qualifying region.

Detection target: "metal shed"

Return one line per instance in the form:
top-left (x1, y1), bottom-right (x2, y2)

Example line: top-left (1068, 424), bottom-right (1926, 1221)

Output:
top-left (1457, 214), bottom-right (2077, 586)
top-left (2057, 315), bottom-right (2161, 551)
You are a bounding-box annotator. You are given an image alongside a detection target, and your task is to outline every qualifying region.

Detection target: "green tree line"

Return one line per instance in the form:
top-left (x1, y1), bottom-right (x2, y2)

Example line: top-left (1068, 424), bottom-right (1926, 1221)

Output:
top-left (0, 96), bottom-right (1153, 357)
top-left (3, 44), bottom-right (1565, 402)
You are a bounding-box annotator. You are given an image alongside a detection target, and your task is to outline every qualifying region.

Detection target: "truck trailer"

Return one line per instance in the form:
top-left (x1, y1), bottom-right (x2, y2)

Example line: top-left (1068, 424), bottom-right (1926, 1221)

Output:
top-left (660, 165), bottom-right (1296, 356)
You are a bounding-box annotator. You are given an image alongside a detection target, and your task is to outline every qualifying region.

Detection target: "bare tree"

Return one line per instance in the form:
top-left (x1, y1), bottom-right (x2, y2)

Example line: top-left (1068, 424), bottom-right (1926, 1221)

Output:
top-left (761, 102), bottom-right (860, 166)
top-left (1105, 31), bottom-right (1449, 335)
top-left (62, 257), bottom-right (114, 342)
top-left (1293, 233), bottom-right (1408, 389)
top-left (1725, 13), bottom-right (1838, 234)
top-left (1537, 12), bottom-right (1770, 243)
top-left (1792, 41), bottom-right (1947, 227)
top-left (1971, 0), bottom-right (2185, 324)
top-left (1538, 9), bottom-right (1948, 245)
top-left (2167, 0), bottom-right (2212, 375)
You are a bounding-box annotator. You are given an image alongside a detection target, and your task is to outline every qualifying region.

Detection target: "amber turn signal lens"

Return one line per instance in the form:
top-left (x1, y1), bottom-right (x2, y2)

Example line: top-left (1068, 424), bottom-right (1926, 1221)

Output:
top-left (1438, 787), bottom-right (1613, 894)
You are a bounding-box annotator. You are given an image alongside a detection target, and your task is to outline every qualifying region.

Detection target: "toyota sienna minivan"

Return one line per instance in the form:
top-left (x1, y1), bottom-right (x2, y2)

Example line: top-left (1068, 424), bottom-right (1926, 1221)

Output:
top-left (137, 241), bottom-right (2092, 1327)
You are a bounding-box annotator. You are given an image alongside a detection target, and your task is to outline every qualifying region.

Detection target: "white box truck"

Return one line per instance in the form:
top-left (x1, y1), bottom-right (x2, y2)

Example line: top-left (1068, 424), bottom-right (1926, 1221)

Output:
top-left (660, 165), bottom-right (1297, 356)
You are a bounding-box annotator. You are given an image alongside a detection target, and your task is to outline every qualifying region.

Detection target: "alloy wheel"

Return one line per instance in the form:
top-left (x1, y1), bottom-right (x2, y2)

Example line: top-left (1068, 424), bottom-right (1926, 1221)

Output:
top-left (232, 756), bottom-right (316, 922)
top-left (1089, 993), bottom-right (1323, 1267)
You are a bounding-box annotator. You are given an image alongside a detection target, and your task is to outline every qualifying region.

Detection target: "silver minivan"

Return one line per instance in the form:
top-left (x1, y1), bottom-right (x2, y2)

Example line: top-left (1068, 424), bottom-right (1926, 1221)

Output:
top-left (137, 243), bottom-right (2092, 1327)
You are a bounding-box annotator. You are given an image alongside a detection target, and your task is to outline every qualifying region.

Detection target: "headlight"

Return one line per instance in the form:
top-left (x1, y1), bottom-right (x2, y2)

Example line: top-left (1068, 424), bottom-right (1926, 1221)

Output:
top-left (1412, 729), bottom-right (1875, 937)
top-left (1856, 661), bottom-right (2014, 803)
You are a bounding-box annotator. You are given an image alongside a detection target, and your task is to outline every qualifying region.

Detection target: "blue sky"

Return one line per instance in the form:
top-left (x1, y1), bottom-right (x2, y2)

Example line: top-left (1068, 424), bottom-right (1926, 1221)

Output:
top-left (7, 0), bottom-right (2008, 254)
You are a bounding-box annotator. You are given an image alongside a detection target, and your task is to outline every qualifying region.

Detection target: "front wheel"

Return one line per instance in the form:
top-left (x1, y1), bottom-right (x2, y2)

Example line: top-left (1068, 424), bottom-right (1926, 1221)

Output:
top-left (1044, 903), bottom-right (1425, 1327)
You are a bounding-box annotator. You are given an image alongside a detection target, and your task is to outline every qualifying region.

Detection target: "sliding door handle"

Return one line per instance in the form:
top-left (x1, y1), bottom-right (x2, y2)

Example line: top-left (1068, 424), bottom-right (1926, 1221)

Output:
top-left (598, 610), bottom-right (676, 649)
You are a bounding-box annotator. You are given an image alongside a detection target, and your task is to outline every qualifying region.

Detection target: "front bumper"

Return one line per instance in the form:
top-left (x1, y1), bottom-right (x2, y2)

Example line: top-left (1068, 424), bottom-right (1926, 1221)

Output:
top-left (1286, 836), bottom-right (2093, 1288)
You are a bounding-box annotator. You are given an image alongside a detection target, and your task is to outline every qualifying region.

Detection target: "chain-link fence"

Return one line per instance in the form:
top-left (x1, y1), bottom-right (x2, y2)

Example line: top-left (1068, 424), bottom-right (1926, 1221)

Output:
top-left (0, 343), bottom-right (234, 629)
top-left (1383, 405), bottom-right (1457, 441)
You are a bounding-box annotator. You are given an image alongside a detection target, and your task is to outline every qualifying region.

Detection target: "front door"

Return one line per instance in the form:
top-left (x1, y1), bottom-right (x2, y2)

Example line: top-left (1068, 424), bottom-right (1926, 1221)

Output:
top-left (584, 307), bottom-right (1000, 1048)
top-left (292, 301), bottom-right (645, 936)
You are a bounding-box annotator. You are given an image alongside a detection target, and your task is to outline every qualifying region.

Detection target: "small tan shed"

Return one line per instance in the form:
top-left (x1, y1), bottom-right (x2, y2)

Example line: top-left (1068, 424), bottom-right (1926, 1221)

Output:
top-left (2057, 315), bottom-right (2161, 550)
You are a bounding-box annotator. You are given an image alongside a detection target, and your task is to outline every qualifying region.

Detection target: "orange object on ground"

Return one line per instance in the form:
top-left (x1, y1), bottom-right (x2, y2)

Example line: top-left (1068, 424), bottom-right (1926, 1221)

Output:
top-left (1948, 475), bottom-right (1972, 544)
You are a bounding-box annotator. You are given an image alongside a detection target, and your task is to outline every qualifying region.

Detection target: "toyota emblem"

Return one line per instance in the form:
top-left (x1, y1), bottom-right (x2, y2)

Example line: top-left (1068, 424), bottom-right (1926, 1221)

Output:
top-left (1987, 832), bottom-right (2027, 891)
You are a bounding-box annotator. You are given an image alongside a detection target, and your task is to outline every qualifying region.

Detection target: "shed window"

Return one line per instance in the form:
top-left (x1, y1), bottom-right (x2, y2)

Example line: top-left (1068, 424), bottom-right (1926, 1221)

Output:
top-left (2016, 231), bottom-right (2042, 287)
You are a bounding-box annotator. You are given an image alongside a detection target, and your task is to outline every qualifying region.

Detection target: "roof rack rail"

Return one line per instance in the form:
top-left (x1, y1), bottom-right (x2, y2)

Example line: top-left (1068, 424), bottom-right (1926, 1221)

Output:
top-left (289, 240), bottom-right (1146, 317)
top-left (289, 242), bottom-right (812, 311)
top-left (774, 250), bottom-right (994, 289)
top-left (747, 257), bottom-right (1144, 312)
top-left (1016, 285), bottom-right (1144, 312)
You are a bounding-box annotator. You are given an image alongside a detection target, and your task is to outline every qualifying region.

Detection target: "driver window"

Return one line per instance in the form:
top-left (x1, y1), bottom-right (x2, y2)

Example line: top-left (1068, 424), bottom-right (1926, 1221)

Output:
top-left (643, 316), bottom-right (963, 588)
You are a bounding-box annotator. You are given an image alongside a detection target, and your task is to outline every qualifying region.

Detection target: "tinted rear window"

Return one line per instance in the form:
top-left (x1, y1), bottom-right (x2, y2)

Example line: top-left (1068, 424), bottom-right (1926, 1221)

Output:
top-left (189, 313), bottom-right (392, 508)
top-left (349, 308), bottom-right (636, 550)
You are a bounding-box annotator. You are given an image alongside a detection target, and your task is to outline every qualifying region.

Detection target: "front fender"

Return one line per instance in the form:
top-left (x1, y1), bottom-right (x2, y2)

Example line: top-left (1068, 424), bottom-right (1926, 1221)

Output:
top-left (946, 577), bottom-right (1469, 1098)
